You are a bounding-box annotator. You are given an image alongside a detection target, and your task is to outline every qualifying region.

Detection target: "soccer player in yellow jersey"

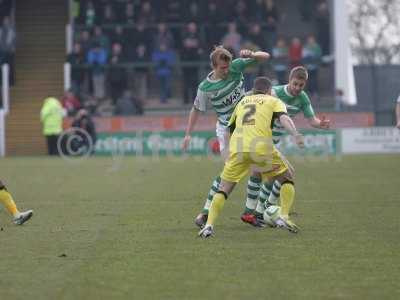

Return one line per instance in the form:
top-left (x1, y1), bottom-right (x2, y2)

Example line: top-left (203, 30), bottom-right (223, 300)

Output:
top-left (198, 77), bottom-right (304, 238)
top-left (0, 180), bottom-right (33, 225)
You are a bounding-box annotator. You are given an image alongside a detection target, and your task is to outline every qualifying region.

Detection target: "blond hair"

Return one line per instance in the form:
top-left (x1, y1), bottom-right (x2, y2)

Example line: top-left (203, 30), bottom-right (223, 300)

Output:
top-left (210, 46), bottom-right (232, 68)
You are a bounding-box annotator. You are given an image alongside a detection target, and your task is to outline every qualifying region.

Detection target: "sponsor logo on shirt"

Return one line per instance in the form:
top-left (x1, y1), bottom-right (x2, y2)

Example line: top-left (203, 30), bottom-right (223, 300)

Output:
top-left (222, 87), bottom-right (242, 107)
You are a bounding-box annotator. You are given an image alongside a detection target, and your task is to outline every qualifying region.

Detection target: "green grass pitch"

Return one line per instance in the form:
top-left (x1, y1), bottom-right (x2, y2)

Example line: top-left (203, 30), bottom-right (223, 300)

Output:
top-left (0, 154), bottom-right (399, 299)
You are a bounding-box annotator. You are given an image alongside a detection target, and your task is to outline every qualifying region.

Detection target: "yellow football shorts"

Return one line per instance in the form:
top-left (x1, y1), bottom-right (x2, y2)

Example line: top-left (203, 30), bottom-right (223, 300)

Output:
top-left (221, 150), bottom-right (289, 183)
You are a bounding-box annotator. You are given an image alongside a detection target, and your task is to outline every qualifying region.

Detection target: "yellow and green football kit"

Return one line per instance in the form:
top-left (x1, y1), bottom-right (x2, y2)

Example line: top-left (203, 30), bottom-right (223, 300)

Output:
top-left (221, 94), bottom-right (289, 183)
top-left (202, 93), bottom-right (298, 233)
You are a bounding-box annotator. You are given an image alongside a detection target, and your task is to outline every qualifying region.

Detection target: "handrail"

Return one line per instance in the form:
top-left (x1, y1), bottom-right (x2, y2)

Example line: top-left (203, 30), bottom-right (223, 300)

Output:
top-left (0, 63), bottom-right (9, 157)
top-left (64, 62), bottom-right (71, 91)
top-left (1, 64), bottom-right (10, 114)
top-left (73, 21), bottom-right (269, 31)
top-left (66, 59), bottom-right (324, 69)
top-left (0, 109), bottom-right (4, 157)
top-left (67, 61), bottom-right (211, 69)
top-left (66, 24), bottom-right (73, 54)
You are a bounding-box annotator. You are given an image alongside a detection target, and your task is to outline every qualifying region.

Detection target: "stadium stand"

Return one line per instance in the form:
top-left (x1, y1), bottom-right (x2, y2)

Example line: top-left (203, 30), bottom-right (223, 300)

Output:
top-left (68, 0), bottom-right (333, 115)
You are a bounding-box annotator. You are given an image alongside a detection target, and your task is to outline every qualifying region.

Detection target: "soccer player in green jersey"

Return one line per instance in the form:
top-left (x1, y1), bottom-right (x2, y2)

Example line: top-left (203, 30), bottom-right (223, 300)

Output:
top-left (181, 46), bottom-right (270, 228)
top-left (199, 77), bottom-right (304, 238)
top-left (244, 66), bottom-right (331, 220)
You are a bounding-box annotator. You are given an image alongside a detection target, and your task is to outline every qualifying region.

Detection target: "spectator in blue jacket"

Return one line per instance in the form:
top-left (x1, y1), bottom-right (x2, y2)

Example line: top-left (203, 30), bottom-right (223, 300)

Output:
top-left (152, 43), bottom-right (176, 103)
top-left (87, 42), bottom-right (107, 99)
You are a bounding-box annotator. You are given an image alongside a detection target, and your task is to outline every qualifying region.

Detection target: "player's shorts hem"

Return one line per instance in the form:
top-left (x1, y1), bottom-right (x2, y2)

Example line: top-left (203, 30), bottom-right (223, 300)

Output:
top-left (260, 166), bottom-right (288, 181)
top-left (220, 174), bottom-right (241, 183)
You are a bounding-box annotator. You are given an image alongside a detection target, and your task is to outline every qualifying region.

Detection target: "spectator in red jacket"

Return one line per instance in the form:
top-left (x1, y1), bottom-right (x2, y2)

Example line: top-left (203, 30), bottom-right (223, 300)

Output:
top-left (62, 89), bottom-right (81, 117)
top-left (289, 37), bottom-right (303, 68)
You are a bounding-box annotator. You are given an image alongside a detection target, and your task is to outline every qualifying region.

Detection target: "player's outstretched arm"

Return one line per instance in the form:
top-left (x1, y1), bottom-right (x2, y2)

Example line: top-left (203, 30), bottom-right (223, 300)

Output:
top-left (182, 107), bottom-right (200, 151)
top-left (308, 115), bottom-right (330, 129)
top-left (279, 114), bottom-right (304, 148)
top-left (239, 49), bottom-right (270, 62)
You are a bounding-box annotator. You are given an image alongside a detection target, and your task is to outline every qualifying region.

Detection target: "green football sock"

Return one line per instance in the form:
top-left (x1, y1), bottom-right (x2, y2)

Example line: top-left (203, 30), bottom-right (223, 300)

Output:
top-left (255, 182), bottom-right (272, 215)
top-left (243, 176), bottom-right (262, 214)
top-left (259, 182), bottom-right (272, 204)
top-left (267, 181), bottom-right (281, 206)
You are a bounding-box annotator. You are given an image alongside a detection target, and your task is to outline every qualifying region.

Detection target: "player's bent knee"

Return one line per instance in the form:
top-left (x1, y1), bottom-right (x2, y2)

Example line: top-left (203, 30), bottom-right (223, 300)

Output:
top-left (284, 164), bottom-right (295, 178)
top-left (275, 171), bottom-right (294, 184)
top-left (284, 167), bottom-right (295, 181)
top-left (219, 180), bottom-right (236, 195)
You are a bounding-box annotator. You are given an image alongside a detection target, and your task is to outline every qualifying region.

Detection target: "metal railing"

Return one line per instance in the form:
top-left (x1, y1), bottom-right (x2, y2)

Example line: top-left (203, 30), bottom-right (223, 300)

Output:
top-left (0, 63), bottom-right (10, 157)
top-left (1, 64), bottom-right (10, 114)
top-left (63, 61), bottom-right (212, 92)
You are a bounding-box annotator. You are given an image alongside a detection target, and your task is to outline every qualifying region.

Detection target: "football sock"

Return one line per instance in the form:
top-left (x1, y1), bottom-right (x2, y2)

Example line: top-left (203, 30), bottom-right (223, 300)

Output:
top-left (280, 182), bottom-right (295, 219)
top-left (0, 188), bottom-right (20, 217)
top-left (255, 182), bottom-right (273, 216)
top-left (267, 181), bottom-right (281, 206)
top-left (259, 182), bottom-right (272, 204)
top-left (244, 176), bottom-right (261, 214)
top-left (207, 192), bottom-right (226, 226)
top-left (255, 199), bottom-right (266, 216)
top-left (202, 176), bottom-right (221, 214)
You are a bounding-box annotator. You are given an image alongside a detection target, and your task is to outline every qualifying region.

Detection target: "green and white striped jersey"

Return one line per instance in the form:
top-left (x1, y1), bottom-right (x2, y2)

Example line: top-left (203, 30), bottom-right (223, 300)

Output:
top-left (271, 85), bottom-right (315, 142)
top-left (193, 58), bottom-right (257, 126)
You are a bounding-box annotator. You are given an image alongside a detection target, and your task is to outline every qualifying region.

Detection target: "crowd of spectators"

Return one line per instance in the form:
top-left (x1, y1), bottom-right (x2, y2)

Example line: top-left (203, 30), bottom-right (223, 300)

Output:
top-left (68, 0), bottom-right (331, 115)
